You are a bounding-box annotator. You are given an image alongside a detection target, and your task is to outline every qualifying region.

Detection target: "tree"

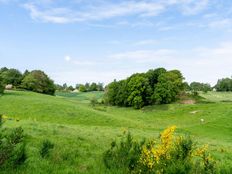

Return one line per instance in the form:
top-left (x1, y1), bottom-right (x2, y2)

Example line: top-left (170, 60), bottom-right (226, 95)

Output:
top-left (146, 68), bottom-right (166, 90)
top-left (89, 82), bottom-right (98, 91)
top-left (97, 83), bottom-right (104, 91)
top-left (152, 70), bottom-right (184, 104)
top-left (0, 68), bottom-right (23, 87)
top-left (79, 85), bottom-right (87, 92)
top-left (62, 83), bottom-right (68, 90)
top-left (105, 68), bottom-right (185, 108)
top-left (215, 78), bottom-right (232, 91)
top-left (85, 83), bottom-right (90, 91)
top-left (190, 82), bottom-right (211, 92)
top-left (67, 85), bottom-right (74, 91)
top-left (0, 77), bottom-right (4, 95)
top-left (127, 74), bottom-right (152, 108)
top-left (21, 70), bottom-right (56, 95)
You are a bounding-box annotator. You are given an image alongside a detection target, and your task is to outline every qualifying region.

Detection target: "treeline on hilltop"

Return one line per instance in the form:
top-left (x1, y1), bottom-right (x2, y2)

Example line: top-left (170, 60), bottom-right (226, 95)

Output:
top-left (0, 67), bottom-right (56, 95)
top-left (56, 82), bottom-right (104, 92)
top-left (0, 67), bottom-right (104, 95)
top-left (105, 68), bottom-right (185, 109)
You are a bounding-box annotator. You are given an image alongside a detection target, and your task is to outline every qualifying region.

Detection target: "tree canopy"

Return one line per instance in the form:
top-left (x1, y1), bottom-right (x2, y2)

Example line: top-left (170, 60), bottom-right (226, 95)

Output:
top-left (190, 82), bottom-right (212, 92)
top-left (0, 68), bottom-right (23, 87)
top-left (105, 68), bottom-right (185, 109)
top-left (21, 70), bottom-right (56, 95)
top-left (215, 78), bottom-right (232, 91)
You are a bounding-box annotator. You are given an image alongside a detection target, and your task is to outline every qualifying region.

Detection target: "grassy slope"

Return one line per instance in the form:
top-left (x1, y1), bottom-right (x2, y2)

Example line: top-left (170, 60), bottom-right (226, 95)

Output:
top-left (0, 91), bottom-right (232, 173)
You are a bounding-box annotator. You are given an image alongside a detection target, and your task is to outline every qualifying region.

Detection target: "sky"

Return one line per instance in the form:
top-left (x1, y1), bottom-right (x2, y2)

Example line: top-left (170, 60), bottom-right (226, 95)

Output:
top-left (1, 0), bottom-right (232, 86)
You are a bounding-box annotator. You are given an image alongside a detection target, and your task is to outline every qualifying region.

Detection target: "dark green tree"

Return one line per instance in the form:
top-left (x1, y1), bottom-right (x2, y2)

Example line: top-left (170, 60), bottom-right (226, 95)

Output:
top-left (79, 85), bottom-right (87, 92)
top-left (21, 70), bottom-right (56, 95)
top-left (0, 76), bottom-right (4, 95)
top-left (215, 78), bottom-right (232, 91)
top-left (0, 69), bottom-right (23, 87)
top-left (89, 82), bottom-right (98, 91)
top-left (85, 83), bottom-right (90, 91)
top-left (127, 74), bottom-right (152, 109)
top-left (152, 70), bottom-right (184, 104)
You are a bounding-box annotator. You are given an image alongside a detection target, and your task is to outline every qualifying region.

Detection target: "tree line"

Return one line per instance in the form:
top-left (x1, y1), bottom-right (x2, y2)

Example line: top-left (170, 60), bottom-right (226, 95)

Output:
top-left (0, 67), bottom-right (56, 95)
top-left (105, 68), bottom-right (185, 109)
top-left (0, 67), bottom-right (104, 95)
top-left (56, 82), bottom-right (104, 92)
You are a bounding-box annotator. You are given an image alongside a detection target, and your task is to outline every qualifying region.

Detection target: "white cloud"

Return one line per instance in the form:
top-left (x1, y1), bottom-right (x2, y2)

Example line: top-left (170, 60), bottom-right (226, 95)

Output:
top-left (23, 0), bottom-right (210, 24)
top-left (109, 42), bottom-right (232, 85)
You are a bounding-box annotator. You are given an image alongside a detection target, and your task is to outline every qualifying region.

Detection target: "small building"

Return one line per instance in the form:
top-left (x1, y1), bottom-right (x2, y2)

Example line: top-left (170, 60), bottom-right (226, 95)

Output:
top-left (72, 89), bottom-right (79, 93)
top-left (5, 84), bottom-right (13, 90)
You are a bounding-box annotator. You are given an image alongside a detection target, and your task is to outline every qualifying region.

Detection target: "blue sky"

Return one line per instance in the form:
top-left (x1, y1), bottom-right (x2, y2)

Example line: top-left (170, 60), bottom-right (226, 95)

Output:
top-left (1, 0), bottom-right (232, 86)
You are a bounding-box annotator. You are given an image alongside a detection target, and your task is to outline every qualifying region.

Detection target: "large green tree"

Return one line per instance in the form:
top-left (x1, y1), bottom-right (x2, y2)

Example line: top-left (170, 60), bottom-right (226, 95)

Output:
top-left (21, 70), bottom-right (56, 95)
top-left (0, 68), bottom-right (23, 87)
top-left (127, 74), bottom-right (152, 109)
top-left (215, 78), bottom-right (232, 91)
top-left (152, 70), bottom-right (184, 104)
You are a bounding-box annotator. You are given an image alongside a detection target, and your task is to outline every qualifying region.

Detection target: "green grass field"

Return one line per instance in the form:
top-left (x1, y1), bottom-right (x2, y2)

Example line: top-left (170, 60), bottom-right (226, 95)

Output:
top-left (1, 90), bottom-right (232, 173)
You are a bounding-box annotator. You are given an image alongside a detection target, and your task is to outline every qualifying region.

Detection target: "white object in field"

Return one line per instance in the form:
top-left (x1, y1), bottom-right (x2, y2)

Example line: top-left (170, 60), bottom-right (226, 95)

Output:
top-left (200, 119), bottom-right (204, 123)
top-left (5, 84), bottom-right (13, 90)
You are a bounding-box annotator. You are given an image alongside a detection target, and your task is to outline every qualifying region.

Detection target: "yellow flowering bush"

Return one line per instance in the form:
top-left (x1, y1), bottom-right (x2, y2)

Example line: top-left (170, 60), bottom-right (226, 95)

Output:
top-left (103, 126), bottom-right (217, 174)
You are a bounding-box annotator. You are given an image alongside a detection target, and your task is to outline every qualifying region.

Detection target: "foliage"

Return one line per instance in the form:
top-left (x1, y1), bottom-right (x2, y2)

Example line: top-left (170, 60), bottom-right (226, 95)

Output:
top-left (79, 84), bottom-right (87, 92)
top-left (105, 68), bottom-right (185, 108)
top-left (215, 78), bottom-right (232, 92)
top-left (0, 115), bottom-right (26, 168)
top-left (0, 90), bottom-right (232, 173)
top-left (103, 132), bottom-right (145, 173)
top-left (152, 70), bottom-right (184, 104)
top-left (21, 70), bottom-right (56, 95)
top-left (0, 68), bottom-right (23, 87)
top-left (90, 96), bottom-right (98, 107)
top-left (190, 82), bottom-right (212, 93)
top-left (0, 77), bottom-right (4, 95)
top-left (103, 126), bottom-right (217, 174)
top-left (40, 139), bottom-right (54, 158)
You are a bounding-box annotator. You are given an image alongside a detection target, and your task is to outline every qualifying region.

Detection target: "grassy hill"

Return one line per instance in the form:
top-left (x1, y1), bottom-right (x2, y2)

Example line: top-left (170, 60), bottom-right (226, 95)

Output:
top-left (0, 90), bottom-right (232, 173)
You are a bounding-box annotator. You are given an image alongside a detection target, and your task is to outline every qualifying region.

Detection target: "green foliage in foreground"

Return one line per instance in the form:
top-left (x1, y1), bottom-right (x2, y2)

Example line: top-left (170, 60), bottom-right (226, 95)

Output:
top-left (0, 91), bottom-right (232, 173)
top-left (104, 127), bottom-right (217, 174)
top-left (0, 115), bottom-right (26, 168)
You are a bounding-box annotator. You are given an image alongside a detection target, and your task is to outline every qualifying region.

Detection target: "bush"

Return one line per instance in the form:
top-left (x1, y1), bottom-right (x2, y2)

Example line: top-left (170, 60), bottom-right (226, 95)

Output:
top-left (40, 139), bottom-right (54, 158)
top-left (103, 126), bottom-right (217, 174)
top-left (90, 97), bottom-right (98, 107)
top-left (0, 116), bottom-right (26, 168)
top-left (103, 132), bottom-right (145, 173)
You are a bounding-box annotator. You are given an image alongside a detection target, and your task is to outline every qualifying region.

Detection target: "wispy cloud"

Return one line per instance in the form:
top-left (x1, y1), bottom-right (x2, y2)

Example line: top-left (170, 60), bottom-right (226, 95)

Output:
top-left (23, 0), bottom-right (210, 24)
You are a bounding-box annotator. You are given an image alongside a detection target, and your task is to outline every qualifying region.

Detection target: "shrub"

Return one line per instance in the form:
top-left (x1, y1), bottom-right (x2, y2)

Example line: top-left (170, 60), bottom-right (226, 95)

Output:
top-left (90, 97), bottom-right (98, 107)
top-left (0, 116), bottom-right (26, 168)
top-left (103, 132), bottom-right (145, 173)
top-left (40, 139), bottom-right (54, 158)
top-left (0, 77), bottom-right (4, 95)
top-left (103, 126), bottom-right (217, 174)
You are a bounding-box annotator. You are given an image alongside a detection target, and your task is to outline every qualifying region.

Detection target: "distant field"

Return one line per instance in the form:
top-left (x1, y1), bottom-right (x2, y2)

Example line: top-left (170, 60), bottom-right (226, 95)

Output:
top-left (55, 91), bottom-right (104, 103)
top-left (0, 90), bottom-right (232, 173)
top-left (200, 91), bottom-right (232, 102)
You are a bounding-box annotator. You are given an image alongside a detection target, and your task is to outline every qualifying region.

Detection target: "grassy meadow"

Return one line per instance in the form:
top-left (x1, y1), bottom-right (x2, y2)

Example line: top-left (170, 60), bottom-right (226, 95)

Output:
top-left (0, 90), bottom-right (232, 173)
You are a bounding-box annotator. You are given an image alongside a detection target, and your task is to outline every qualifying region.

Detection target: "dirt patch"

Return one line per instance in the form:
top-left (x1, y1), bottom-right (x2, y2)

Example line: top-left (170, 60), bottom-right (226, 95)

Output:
top-left (180, 99), bottom-right (196, 104)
